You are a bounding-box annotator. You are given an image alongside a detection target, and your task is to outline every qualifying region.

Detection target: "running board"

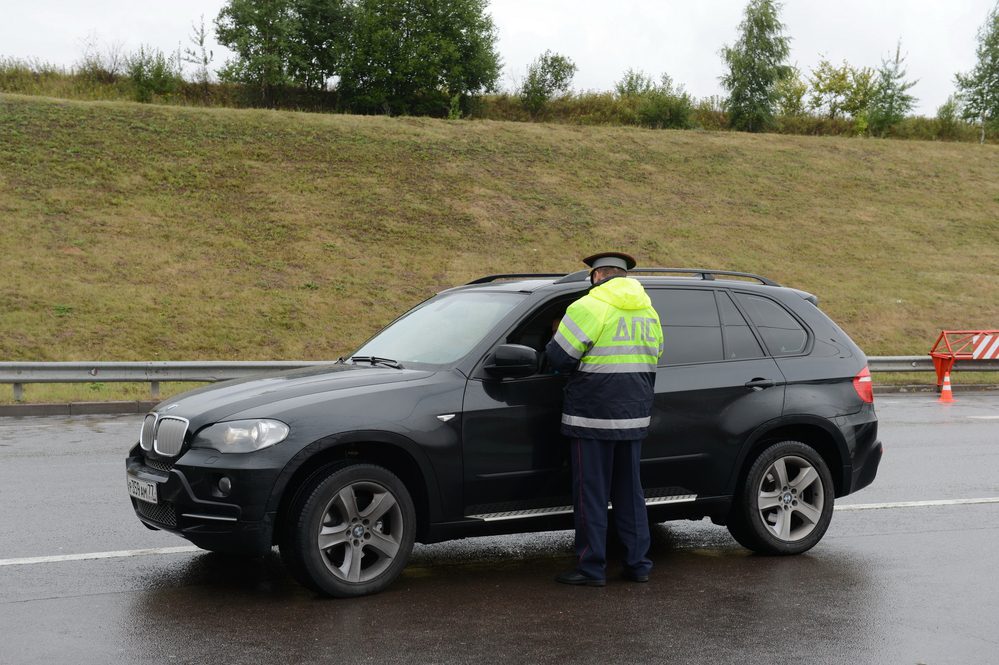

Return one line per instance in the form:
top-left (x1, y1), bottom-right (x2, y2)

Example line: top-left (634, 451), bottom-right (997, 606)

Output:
top-left (466, 494), bottom-right (697, 522)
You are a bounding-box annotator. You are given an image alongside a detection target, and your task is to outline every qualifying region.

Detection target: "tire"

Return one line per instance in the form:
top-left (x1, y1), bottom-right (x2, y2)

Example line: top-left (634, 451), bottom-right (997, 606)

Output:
top-left (727, 440), bottom-right (835, 555)
top-left (280, 463), bottom-right (416, 597)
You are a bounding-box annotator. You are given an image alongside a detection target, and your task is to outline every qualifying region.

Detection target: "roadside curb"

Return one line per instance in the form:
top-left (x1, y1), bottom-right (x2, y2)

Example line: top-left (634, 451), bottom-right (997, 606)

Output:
top-left (0, 401), bottom-right (158, 417)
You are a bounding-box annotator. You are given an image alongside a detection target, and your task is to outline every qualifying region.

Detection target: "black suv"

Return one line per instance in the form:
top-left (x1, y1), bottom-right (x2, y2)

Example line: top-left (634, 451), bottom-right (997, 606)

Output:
top-left (126, 268), bottom-right (882, 596)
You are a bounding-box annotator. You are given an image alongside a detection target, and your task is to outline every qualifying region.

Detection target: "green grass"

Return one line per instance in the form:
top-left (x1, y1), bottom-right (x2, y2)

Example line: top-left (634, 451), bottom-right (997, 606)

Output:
top-left (1, 93), bottom-right (998, 368)
top-left (874, 372), bottom-right (999, 387)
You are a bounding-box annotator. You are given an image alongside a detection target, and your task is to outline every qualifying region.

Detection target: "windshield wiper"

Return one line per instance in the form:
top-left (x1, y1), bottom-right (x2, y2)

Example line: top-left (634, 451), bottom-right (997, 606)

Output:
top-left (348, 356), bottom-right (404, 369)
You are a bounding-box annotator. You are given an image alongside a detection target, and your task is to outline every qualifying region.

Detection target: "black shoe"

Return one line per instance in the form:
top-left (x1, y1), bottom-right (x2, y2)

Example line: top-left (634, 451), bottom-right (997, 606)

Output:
top-left (621, 570), bottom-right (649, 583)
top-left (555, 570), bottom-right (606, 587)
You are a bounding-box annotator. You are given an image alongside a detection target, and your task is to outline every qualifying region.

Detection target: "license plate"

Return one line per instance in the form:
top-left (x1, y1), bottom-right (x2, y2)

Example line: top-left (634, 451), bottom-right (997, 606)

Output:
top-left (127, 474), bottom-right (158, 504)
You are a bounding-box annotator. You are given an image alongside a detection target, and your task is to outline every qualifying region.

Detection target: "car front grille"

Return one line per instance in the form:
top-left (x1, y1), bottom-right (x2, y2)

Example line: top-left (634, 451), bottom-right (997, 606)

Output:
top-left (140, 414), bottom-right (157, 450)
top-left (135, 499), bottom-right (177, 528)
top-left (153, 416), bottom-right (189, 457)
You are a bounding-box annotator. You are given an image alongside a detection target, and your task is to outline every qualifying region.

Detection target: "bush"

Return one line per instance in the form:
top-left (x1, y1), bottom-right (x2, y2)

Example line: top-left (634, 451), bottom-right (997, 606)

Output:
top-left (551, 92), bottom-right (630, 125)
top-left (615, 69), bottom-right (656, 98)
top-left (612, 71), bottom-right (694, 129)
top-left (126, 46), bottom-right (183, 103)
top-left (774, 114), bottom-right (854, 136)
top-left (934, 96), bottom-right (964, 141)
top-left (0, 57), bottom-right (67, 94)
top-left (76, 37), bottom-right (125, 84)
top-left (692, 96), bottom-right (727, 130)
top-left (635, 76), bottom-right (693, 129)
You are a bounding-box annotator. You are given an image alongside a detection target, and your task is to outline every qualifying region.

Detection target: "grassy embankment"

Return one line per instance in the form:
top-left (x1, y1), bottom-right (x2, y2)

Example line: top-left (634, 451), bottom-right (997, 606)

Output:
top-left (1, 93), bottom-right (997, 403)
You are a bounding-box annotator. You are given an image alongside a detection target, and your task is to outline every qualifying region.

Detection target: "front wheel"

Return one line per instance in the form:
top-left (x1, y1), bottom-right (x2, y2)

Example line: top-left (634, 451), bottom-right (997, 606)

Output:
top-left (280, 463), bottom-right (416, 597)
top-left (727, 441), bottom-right (835, 555)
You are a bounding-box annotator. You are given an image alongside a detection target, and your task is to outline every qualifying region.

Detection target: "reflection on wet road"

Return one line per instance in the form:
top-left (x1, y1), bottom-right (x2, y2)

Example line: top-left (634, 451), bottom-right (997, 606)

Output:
top-left (1, 394), bottom-right (997, 664)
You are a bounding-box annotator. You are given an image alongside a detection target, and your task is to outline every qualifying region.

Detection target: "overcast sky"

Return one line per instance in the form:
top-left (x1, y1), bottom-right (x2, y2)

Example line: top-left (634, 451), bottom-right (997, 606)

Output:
top-left (3, 0), bottom-right (996, 115)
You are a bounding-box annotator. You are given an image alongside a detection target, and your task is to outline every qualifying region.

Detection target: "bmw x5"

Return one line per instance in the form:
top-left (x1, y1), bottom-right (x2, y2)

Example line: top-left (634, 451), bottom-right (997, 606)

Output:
top-left (126, 267), bottom-right (883, 597)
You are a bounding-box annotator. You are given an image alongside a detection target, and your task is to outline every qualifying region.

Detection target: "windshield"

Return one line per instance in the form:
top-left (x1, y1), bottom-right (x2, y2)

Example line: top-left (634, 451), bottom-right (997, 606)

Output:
top-left (353, 291), bottom-right (526, 366)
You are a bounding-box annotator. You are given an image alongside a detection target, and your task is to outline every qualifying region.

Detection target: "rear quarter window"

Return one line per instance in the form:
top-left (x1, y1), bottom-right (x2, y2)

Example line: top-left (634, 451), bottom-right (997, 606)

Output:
top-left (734, 293), bottom-right (809, 356)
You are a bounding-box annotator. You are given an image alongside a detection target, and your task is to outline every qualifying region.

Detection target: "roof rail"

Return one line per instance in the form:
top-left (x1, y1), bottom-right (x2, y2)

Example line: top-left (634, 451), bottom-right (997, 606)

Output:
top-left (474, 268), bottom-right (781, 287)
top-left (554, 270), bottom-right (591, 284)
top-left (629, 268), bottom-right (780, 286)
top-left (554, 268), bottom-right (780, 286)
top-left (466, 273), bottom-right (566, 285)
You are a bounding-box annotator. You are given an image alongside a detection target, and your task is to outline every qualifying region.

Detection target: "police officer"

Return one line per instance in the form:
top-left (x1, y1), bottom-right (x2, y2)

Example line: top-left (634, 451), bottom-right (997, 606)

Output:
top-left (545, 252), bottom-right (664, 586)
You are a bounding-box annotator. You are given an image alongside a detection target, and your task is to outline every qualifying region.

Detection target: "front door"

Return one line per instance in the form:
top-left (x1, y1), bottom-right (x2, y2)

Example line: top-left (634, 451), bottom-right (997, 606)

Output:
top-left (459, 294), bottom-right (580, 514)
top-left (460, 373), bottom-right (569, 513)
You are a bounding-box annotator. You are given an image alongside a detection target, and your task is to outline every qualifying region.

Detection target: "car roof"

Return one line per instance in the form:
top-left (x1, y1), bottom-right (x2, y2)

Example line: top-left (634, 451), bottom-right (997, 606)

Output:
top-left (450, 269), bottom-right (818, 304)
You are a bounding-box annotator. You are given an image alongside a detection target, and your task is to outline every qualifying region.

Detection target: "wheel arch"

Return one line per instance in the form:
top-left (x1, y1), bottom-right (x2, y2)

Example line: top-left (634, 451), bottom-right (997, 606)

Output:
top-left (269, 431), bottom-right (439, 543)
top-left (727, 417), bottom-right (850, 498)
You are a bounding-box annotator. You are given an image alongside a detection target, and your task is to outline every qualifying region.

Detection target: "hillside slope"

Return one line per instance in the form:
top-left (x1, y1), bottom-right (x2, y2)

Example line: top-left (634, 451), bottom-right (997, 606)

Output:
top-left (1, 93), bottom-right (997, 360)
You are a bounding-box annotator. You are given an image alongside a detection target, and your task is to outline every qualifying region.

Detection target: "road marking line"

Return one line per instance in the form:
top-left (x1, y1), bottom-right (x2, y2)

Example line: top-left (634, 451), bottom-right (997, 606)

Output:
top-left (836, 497), bottom-right (999, 511)
top-left (967, 416), bottom-right (999, 420)
top-left (3, 498), bottom-right (999, 567)
top-left (0, 545), bottom-right (199, 567)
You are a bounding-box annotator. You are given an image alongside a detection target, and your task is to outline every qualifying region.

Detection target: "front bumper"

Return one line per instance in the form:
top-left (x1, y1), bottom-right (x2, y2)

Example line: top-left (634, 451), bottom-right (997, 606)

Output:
top-left (125, 444), bottom-right (279, 555)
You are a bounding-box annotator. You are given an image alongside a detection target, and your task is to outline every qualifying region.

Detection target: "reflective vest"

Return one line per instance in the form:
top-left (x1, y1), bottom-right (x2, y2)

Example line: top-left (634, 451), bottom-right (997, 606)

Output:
top-left (545, 276), bottom-right (664, 440)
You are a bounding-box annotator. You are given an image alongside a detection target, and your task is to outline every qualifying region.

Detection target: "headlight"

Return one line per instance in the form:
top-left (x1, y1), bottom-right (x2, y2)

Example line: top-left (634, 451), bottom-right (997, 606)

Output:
top-left (194, 419), bottom-right (290, 453)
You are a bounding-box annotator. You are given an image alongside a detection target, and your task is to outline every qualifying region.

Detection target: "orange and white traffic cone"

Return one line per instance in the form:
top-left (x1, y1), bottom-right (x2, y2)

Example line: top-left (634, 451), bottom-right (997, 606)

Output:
top-left (939, 372), bottom-right (955, 403)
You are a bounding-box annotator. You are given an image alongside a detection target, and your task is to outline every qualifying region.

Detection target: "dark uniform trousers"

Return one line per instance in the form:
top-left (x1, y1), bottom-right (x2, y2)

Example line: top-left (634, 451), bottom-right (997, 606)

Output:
top-left (570, 437), bottom-right (652, 580)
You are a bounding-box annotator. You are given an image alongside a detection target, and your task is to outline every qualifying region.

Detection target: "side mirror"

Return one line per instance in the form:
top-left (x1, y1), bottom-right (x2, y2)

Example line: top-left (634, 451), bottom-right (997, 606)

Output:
top-left (484, 344), bottom-right (539, 378)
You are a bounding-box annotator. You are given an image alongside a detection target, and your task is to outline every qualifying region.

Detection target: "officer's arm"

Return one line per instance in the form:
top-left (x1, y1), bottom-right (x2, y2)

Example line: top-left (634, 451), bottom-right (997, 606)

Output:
top-left (544, 304), bottom-right (598, 373)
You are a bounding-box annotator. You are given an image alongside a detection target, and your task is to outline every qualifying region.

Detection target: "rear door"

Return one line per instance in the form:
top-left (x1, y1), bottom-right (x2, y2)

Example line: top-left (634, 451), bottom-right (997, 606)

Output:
top-left (643, 287), bottom-right (785, 499)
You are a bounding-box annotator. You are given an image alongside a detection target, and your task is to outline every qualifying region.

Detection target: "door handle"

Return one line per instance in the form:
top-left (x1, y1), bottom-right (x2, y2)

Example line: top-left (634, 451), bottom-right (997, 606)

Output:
top-left (744, 378), bottom-right (776, 390)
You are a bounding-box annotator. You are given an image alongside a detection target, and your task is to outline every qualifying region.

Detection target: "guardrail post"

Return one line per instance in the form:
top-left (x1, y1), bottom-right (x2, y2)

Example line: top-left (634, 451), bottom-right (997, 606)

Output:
top-left (13, 383), bottom-right (24, 402)
top-left (151, 381), bottom-right (160, 400)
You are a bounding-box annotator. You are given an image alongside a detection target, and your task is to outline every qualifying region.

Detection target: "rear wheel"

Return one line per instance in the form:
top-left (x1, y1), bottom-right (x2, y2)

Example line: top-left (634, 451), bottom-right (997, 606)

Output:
top-left (727, 440), bottom-right (834, 555)
top-left (280, 463), bottom-right (416, 597)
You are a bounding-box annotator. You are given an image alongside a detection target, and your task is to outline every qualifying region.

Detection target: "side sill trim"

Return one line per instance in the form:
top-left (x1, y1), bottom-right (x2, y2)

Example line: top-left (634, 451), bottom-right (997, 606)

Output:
top-left (466, 494), bottom-right (697, 522)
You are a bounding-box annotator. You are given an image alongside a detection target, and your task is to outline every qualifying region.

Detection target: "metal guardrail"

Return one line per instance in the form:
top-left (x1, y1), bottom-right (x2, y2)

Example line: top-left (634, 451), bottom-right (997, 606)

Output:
top-left (0, 357), bottom-right (997, 402)
top-left (0, 361), bottom-right (339, 402)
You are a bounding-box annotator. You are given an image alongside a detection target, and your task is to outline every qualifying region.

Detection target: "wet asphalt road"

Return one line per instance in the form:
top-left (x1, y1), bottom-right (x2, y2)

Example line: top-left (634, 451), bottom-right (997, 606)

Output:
top-left (1, 394), bottom-right (997, 664)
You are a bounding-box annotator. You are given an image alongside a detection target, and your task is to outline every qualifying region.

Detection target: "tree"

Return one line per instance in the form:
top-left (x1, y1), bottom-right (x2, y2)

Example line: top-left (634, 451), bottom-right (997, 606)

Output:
top-left (215, 0), bottom-right (352, 102)
top-left (808, 59), bottom-right (874, 122)
top-left (519, 50), bottom-right (576, 116)
top-left (182, 16), bottom-right (215, 102)
top-left (844, 66), bottom-right (876, 120)
top-left (291, 0), bottom-right (353, 91)
top-left (867, 42), bottom-right (918, 137)
top-left (774, 67), bottom-right (808, 117)
top-left (720, 0), bottom-right (792, 132)
top-left (215, 0), bottom-right (301, 100)
top-left (337, 0), bottom-right (502, 116)
top-left (808, 59), bottom-right (850, 119)
top-left (955, 2), bottom-right (999, 143)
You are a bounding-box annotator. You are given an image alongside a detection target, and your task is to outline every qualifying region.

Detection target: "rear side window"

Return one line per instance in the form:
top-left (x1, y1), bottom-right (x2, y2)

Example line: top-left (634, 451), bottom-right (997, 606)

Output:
top-left (717, 292), bottom-right (765, 360)
top-left (648, 289), bottom-right (722, 365)
top-left (734, 293), bottom-right (808, 356)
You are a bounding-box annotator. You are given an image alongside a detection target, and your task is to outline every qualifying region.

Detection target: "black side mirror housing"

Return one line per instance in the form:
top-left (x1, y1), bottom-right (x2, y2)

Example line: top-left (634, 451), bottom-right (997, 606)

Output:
top-left (484, 344), bottom-right (539, 378)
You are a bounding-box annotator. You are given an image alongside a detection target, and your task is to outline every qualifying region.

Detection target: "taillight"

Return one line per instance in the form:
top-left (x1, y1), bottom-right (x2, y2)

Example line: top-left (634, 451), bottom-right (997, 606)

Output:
top-left (853, 366), bottom-right (874, 403)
